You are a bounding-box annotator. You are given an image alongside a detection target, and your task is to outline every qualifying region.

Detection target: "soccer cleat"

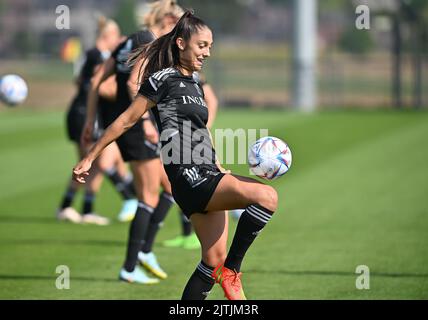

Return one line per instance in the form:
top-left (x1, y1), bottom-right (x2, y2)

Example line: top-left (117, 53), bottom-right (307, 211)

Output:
top-left (117, 199), bottom-right (138, 222)
top-left (56, 207), bottom-right (82, 223)
top-left (212, 264), bottom-right (247, 300)
top-left (119, 267), bottom-right (159, 284)
top-left (163, 235), bottom-right (186, 248)
top-left (182, 233), bottom-right (200, 250)
top-left (81, 213), bottom-right (110, 226)
top-left (138, 251), bottom-right (167, 279)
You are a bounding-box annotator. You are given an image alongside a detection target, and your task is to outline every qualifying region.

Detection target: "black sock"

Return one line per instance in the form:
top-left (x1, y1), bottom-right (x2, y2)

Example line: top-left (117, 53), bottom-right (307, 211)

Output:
top-left (123, 202), bottom-right (154, 272)
top-left (142, 192), bottom-right (175, 253)
top-left (124, 174), bottom-right (136, 196)
top-left (182, 261), bottom-right (215, 300)
top-left (105, 167), bottom-right (135, 200)
top-left (181, 211), bottom-right (193, 236)
top-left (82, 191), bottom-right (95, 215)
top-left (224, 204), bottom-right (273, 272)
top-left (60, 185), bottom-right (77, 209)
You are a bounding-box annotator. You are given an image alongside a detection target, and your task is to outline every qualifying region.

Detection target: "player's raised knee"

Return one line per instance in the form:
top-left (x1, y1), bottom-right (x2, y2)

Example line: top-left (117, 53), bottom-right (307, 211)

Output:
top-left (260, 185), bottom-right (278, 213)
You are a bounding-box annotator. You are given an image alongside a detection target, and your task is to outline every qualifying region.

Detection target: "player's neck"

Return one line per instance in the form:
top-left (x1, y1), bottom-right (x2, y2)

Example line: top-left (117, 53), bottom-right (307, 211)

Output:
top-left (176, 64), bottom-right (193, 77)
top-left (96, 39), bottom-right (107, 52)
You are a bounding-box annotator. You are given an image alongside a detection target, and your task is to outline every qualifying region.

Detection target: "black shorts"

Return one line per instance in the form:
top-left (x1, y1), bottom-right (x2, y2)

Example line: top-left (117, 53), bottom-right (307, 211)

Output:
top-left (66, 102), bottom-right (104, 143)
top-left (66, 102), bottom-right (85, 143)
top-left (116, 126), bottom-right (160, 162)
top-left (169, 164), bottom-right (225, 218)
top-left (98, 99), bottom-right (119, 130)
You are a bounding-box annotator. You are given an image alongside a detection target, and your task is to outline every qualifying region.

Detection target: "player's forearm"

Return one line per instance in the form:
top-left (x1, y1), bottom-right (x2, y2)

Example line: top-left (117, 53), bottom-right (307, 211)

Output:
top-left (127, 78), bottom-right (138, 101)
top-left (86, 86), bottom-right (99, 124)
top-left (85, 114), bottom-right (132, 162)
top-left (86, 122), bottom-right (122, 162)
top-left (86, 98), bottom-right (148, 161)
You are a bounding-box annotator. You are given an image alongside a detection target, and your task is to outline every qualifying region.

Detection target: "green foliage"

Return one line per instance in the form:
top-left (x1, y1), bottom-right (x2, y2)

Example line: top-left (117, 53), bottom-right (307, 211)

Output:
top-left (338, 26), bottom-right (374, 54)
top-left (13, 30), bottom-right (38, 57)
top-left (179, 0), bottom-right (245, 33)
top-left (113, 0), bottom-right (138, 36)
top-left (319, 0), bottom-right (347, 11)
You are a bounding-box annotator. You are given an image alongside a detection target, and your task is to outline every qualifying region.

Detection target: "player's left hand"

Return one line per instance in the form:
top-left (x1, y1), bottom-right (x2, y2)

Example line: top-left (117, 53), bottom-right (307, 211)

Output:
top-left (73, 158), bottom-right (92, 184)
top-left (218, 165), bottom-right (231, 174)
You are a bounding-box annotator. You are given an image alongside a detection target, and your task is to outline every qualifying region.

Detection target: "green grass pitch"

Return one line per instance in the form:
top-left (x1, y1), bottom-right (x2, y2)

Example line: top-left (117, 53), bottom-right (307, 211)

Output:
top-left (0, 108), bottom-right (427, 299)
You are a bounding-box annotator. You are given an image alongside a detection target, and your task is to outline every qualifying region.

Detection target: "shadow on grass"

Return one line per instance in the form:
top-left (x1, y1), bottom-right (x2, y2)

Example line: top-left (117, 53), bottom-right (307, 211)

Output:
top-left (1, 270), bottom-right (427, 284)
top-left (0, 215), bottom-right (121, 226)
top-left (0, 274), bottom-right (118, 283)
top-left (245, 269), bottom-right (428, 279)
top-left (1, 238), bottom-right (124, 247)
top-left (0, 215), bottom-right (59, 225)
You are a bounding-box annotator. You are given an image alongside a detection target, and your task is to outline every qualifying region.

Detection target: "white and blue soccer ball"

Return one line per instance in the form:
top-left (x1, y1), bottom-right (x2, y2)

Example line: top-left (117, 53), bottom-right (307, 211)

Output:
top-left (248, 136), bottom-right (292, 180)
top-left (0, 74), bottom-right (28, 106)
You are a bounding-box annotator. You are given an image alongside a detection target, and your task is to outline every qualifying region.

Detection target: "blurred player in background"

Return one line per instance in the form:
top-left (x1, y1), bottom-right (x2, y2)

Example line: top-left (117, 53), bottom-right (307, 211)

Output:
top-left (57, 16), bottom-right (137, 225)
top-left (82, 0), bottom-right (184, 284)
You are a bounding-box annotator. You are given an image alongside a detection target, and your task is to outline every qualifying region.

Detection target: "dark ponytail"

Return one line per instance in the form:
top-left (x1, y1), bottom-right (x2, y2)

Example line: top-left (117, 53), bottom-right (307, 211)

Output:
top-left (128, 10), bottom-right (208, 81)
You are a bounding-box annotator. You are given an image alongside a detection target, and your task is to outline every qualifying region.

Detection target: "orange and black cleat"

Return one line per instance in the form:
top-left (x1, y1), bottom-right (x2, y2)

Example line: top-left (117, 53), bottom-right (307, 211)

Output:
top-left (212, 264), bottom-right (247, 300)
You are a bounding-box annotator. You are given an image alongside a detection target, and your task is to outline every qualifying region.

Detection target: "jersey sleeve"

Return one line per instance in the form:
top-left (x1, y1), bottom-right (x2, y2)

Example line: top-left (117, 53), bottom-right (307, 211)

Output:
top-left (111, 40), bottom-right (124, 62)
top-left (138, 74), bottom-right (168, 104)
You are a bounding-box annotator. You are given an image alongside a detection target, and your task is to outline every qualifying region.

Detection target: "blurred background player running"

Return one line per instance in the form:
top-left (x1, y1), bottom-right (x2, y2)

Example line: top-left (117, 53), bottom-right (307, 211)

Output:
top-left (57, 15), bottom-right (137, 225)
top-left (82, 0), bottom-right (184, 284)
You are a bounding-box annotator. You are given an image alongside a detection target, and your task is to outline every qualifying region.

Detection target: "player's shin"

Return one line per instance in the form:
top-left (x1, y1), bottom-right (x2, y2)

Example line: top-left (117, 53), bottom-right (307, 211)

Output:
top-left (224, 204), bottom-right (273, 272)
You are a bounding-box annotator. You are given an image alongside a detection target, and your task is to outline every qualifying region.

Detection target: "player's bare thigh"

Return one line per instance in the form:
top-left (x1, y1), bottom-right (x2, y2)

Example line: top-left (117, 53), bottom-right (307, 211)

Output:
top-left (191, 211), bottom-right (228, 267)
top-left (205, 174), bottom-right (278, 213)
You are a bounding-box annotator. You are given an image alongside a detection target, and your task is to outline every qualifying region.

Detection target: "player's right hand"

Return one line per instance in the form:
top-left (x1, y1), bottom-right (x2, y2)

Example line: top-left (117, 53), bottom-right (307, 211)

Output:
top-left (73, 158), bottom-right (92, 184)
top-left (143, 120), bottom-right (159, 144)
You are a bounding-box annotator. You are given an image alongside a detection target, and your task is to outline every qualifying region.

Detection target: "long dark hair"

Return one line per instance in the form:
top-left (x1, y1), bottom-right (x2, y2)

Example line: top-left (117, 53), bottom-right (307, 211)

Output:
top-left (128, 10), bottom-right (208, 81)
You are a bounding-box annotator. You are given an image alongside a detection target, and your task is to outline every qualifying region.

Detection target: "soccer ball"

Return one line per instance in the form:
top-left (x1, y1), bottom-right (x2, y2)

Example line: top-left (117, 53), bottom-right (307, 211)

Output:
top-left (248, 136), bottom-right (292, 180)
top-left (0, 74), bottom-right (28, 106)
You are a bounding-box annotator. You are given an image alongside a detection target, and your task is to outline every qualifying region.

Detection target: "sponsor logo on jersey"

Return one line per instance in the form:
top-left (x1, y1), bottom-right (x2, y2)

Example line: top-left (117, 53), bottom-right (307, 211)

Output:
top-left (181, 95), bottom-right (207, 108)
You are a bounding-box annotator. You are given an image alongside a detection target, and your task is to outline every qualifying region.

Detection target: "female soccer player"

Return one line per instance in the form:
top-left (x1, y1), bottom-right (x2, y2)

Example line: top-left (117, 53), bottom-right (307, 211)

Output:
top-left (74, 12), bottom-right (278, 300)
top-left (81, 0), bottom-right (184, 283)
top-left (58, 16), bottom-right (135, 225)
top-left (163, 74), bottom-right (218, 250)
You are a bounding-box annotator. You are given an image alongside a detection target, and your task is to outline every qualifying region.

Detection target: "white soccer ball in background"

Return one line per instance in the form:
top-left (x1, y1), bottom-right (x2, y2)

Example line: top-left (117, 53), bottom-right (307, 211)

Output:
top-left (0, 74), bottom-right (28, 106)
top-left (248, 136), bottom-right (292, 180)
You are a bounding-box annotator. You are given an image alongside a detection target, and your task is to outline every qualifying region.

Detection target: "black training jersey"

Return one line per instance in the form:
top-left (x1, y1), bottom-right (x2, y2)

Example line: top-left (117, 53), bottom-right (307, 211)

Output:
top-left (111, 30), bottom-right (155, 111)
top-left (139, 68), bottom-right (216, 178)
top-left (73, 48), bottom-right (106, 105)
top-left (69, 47), bottom-right (112, 118)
